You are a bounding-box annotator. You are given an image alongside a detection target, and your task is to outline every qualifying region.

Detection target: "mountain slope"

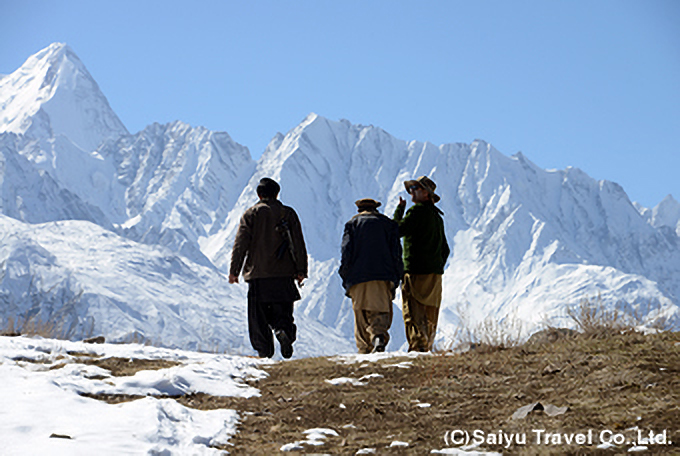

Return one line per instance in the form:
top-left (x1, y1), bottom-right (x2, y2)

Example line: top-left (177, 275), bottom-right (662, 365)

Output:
top-left (101, 120), bottom-right (255, 266)
top-left (0, 214), bottom-right (353, 356)
top-left (0, 133), bottom-right (111, 227)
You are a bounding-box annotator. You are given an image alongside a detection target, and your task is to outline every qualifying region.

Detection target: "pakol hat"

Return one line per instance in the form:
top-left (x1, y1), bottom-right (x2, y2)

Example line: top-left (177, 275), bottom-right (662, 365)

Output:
top-left (355, 198), bottom-right (381, 211)
top-left (256, 177), bottom-right (280, 198)
top-left (404, 175), bottom-right (440, 203)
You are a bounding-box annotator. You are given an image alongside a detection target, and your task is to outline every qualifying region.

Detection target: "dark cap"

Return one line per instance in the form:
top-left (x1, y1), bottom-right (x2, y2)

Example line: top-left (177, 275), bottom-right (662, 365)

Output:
top-left (257, 177), bottom-right (280, 198)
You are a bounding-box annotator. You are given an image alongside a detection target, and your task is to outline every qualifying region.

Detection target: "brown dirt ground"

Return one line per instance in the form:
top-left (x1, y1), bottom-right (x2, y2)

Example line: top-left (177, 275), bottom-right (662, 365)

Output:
top-left (83, 330), bottom-right (680, 455)
top-left (211, 330), bottom-right (679, 455)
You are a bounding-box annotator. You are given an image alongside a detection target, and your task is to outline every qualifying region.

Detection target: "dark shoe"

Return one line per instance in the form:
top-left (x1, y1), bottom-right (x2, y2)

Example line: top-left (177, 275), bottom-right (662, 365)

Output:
top-left (257, 349), bottom-right (274, 358)
top-left (371, 335), bottom-right (386, 353)
top-left (275, 330), bottom-right (294, 359)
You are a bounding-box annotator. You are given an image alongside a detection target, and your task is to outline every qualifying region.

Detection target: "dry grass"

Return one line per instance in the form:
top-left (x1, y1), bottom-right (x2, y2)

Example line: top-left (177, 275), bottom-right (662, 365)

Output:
top-left (565, 294), bottom-right (674, 338)
top-left (444, 304), bottom-right (526, 353)
top-left (0, 280), bottom-right (93, 341)
top-left (566, 295), bottom-right (633, 337)
top-left (0, 314), bottom-right (85, 340)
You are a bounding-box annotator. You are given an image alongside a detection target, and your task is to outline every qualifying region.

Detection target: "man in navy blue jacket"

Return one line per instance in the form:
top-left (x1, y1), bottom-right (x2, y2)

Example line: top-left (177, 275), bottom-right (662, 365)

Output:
top-left (340, 198), bottom-right (403, 353)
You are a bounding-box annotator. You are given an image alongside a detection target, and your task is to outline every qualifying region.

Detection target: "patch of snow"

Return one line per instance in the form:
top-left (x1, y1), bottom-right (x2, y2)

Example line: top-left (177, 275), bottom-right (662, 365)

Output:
top-left (0, 335), bottom-right (268, 454)
top-left (326, 373), bottom-right (383, 386)
top-left (390, 440), bottom-right (410, 447)
top-left (331, 351), bottom-right (423, 365)
top-left (280, 442), bottom-right (304, 451)
top-left (326, 377), bottom-right (366, 386)
top-left (384, 361), bottom-right (415, 369)
top-left (281, 427), bottom-right (339, 451)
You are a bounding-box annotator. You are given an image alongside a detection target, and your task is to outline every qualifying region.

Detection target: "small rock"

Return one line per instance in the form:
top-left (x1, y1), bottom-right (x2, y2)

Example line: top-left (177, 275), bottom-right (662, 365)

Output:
top-left (512, 402), bottom-right (568, 419)
top-left (527, 328), bottom-right (578, 345)
top-left (84, 336), bottom-right (105, 344)
top-left (50, 433), bottom-right (72, 439)
top-left (542, 364), bottom-right (561, 375)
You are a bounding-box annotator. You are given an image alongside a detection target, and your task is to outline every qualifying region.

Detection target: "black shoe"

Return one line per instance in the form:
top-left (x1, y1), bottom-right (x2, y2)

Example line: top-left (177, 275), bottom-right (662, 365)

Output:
top-left (257, 349), bottom-right (274, 359)
top-left (371, 335), bottom-right (386, 353)
top-left (275, 330), bottom-right (294, 359)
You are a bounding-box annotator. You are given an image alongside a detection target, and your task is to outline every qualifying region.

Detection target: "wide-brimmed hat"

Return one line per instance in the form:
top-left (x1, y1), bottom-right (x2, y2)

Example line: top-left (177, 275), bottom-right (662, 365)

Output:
top-left (404, 176), bottom-right (440, 203)
top-left (355, 198), bottom-right (382, 211)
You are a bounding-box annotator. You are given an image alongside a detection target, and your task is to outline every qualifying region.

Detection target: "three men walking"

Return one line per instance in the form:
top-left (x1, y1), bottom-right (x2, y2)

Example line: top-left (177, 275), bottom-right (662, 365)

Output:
top-left (229, 174), bottom-right (448, 357)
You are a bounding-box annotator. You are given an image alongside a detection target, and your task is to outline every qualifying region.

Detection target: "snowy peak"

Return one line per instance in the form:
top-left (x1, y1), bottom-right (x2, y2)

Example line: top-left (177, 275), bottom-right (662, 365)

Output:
top-left (636, 195), bottom-right (680, 236)
top-left (651, 195), bottom-right (680, 234)
top-left (0, 43), bottom-right (128, 151)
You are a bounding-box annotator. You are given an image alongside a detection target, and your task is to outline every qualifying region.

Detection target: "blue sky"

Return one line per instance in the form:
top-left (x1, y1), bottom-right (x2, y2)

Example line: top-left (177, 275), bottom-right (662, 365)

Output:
top-left (2, 0), bottom-right (678, 208)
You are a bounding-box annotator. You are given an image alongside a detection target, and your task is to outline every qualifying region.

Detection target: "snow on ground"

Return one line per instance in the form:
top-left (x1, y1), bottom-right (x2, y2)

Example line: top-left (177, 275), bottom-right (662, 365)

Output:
top-left (329, 350), bottom-right (426, 365)
top-left (280, 427), bottom-right (340, 451)
top-left (325, 373), bottom-right (384, 386)
top-left (0, 335), bottom-right (267, 455)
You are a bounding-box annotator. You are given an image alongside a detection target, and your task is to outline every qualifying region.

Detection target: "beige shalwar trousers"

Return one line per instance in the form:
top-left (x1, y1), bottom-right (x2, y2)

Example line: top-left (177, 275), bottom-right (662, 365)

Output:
top-left (401, 273), bottom-right (442, 352)
top-left (348, 280), bottom-right (394, 354)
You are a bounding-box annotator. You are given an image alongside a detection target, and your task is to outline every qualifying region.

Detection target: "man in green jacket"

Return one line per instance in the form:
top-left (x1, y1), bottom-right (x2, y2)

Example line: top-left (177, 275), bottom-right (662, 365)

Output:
top-left (393, 175), bottom-right (450, 352)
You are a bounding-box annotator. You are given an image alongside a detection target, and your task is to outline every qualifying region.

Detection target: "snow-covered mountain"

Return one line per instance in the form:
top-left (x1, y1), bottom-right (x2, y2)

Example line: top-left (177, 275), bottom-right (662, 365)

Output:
top-left (0, 43), bottom-right (678, 356)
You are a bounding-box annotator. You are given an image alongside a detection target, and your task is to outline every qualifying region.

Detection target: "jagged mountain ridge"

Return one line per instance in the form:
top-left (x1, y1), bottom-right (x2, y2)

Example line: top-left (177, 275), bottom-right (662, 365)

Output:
top-left (0, 43), bottom-right (678, 355)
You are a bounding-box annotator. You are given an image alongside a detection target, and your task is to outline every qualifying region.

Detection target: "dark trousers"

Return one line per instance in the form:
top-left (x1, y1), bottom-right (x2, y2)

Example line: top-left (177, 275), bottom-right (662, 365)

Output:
top-left (247, 278), bottom-right (298, 357)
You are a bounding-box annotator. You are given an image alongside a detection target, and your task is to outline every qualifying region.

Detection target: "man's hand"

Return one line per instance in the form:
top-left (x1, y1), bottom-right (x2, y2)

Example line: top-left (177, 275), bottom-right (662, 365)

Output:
top-left (228, 274), bottom-right (239, 284)
top-left (398, 196), bottom-right (407, 209)
top-left (296, 274), bottom-right (305, 287)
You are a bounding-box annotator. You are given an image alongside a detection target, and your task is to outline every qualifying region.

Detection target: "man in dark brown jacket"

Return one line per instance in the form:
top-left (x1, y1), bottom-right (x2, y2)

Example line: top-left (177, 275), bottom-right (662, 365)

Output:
top-left (229, 178), bottom-right (308, 358)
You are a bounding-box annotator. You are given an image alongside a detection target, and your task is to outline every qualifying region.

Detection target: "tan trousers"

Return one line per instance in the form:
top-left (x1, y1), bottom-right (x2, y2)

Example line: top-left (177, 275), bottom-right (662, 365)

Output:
top-left (348, 280), bottom-right (394, 354)
top-left (402, 273), bottom-right (442, 352)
